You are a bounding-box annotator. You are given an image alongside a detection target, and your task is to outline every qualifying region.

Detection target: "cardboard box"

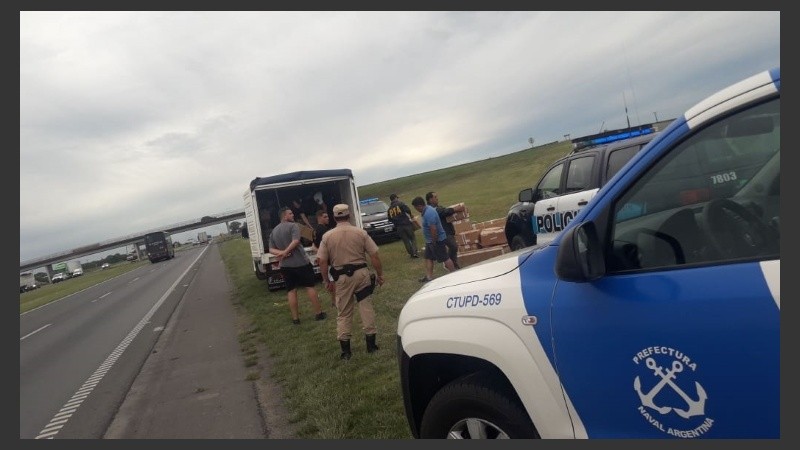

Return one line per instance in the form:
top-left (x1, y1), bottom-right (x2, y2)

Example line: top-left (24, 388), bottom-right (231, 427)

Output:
top-left (479, 227), bottom-right (507, 247)
top-left (456, 228), bottom-right (482, 246)
top-left (299, 224), bottom-right (314, 242)
top-left (451, 219), bottom-right (474, 234)
top-left (457, 243), bottom-right (479, 254)
top-left (473, 217), bottom-right (507, 231)
top-left (446, 203), bottom-right (470, 223)
top-left (458, 246), bottom-right (505, 267)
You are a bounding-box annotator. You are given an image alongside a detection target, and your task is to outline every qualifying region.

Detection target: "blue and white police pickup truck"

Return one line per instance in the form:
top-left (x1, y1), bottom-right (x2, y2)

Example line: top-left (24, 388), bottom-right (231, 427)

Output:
top-left (397, 68), bottom-right (780, 439)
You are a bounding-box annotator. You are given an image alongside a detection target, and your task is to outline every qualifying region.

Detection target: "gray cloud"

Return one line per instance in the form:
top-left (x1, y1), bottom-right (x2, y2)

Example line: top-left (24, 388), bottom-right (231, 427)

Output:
top-left (20, 11), bottom-right (780, 263)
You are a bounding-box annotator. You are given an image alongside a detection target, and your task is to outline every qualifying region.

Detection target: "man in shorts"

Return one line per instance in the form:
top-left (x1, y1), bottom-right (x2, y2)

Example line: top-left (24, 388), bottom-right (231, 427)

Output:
top-left (411, 196), bottom-right (456, 283)
top-left (269, 207), bottom-right (327, 325)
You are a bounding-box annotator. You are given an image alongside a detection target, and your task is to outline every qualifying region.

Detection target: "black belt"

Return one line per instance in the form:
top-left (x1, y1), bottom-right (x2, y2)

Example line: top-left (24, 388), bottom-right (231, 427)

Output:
top-left (329, 263), bottom-right (367, 281)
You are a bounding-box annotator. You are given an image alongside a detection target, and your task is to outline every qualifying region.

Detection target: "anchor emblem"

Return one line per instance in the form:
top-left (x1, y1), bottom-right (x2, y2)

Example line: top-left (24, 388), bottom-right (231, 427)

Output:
top-left (634, 357), bottom-right (707, 418)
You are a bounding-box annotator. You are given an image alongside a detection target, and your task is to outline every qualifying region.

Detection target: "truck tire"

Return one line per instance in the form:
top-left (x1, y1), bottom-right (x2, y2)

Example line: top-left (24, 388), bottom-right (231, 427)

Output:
top-left (419, 373), bottom-right (539, 439)
top-left (254, 262), bottom-right (268, 280)
top-left (510, 234), bottom-right (528, 251)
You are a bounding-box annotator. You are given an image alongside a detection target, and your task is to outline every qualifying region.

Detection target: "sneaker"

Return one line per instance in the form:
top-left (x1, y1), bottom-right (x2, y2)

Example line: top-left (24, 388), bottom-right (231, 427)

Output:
top-left (418, 276), bottom-right (431, 283)
top-left (315, 312), bottom-right (327, 321)
top-left (292, 319), bottom-right (301, 325)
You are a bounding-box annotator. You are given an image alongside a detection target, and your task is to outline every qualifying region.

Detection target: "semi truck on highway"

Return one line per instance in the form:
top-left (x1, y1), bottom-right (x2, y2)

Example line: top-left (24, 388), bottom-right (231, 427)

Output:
top-left (20, 272), bottom-right (37, 292)
top-left (66, 260), bottom-right (83, 277)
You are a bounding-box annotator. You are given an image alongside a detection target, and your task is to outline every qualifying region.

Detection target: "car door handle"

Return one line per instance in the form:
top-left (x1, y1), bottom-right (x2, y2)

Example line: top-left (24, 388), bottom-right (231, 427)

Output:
top-left (547, 206), bottom-right (555, 211)
top-left (578, 200), bottom-right (588, 206)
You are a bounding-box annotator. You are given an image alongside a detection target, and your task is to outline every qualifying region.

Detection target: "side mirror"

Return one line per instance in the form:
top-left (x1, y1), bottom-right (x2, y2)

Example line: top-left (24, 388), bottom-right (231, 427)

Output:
top-left (555, 221), bottom-right (605, 282)
top-left (519, 188), bottom-right (534, 203)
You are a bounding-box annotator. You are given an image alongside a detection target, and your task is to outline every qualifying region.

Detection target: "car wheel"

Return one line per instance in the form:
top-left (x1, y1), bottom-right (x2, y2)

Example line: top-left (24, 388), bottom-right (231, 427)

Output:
top-left (419, 373), bottom-right (539, 439)
top-left (510, 234), bottom-right (528, 251)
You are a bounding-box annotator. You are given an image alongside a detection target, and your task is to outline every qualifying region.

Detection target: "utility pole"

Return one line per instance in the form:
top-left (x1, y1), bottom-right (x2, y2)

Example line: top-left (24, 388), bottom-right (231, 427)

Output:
top-left (623, 91), bottom-right (631, 130)
top-left (653, 111), bottom-right (659, 122)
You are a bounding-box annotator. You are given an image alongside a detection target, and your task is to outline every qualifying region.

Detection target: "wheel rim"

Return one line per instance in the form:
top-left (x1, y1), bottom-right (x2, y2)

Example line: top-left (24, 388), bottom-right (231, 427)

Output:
top-left (446, 418), bottom-right (509, 439)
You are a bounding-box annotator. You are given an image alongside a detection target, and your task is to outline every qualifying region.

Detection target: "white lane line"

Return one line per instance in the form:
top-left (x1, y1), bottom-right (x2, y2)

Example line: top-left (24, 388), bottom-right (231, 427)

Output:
top-left (91, 292), bottom-right (113, 303)
top-left (21, 323), bottom-right (52, 341)
top-left (34, 246), bottom-right (209, 439)
top-left (128, 277), bottom-right (140, 283)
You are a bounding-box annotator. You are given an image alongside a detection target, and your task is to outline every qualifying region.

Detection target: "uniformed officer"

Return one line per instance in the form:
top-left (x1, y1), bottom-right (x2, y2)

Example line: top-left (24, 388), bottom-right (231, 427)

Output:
top-left (317, 204), bottom-right (385, 360)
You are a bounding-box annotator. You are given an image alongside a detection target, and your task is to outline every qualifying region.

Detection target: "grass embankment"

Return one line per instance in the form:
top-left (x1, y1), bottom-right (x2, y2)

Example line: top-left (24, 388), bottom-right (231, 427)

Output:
top-left (221, 141), bottom-right (571, 438)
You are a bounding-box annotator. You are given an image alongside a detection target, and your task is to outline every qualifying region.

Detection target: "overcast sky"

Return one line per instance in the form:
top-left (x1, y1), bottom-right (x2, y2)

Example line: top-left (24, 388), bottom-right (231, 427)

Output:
top-left (19, 11), bottom-right (780, 264)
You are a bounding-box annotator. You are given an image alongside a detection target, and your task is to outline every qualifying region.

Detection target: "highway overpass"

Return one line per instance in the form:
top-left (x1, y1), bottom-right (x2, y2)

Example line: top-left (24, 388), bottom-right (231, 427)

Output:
top-left (20, 208), bottom-right (245, 274)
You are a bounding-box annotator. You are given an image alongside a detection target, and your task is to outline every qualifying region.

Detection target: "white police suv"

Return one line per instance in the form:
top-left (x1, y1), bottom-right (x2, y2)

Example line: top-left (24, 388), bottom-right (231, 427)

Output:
top-left (397, 68), bottom-right (780, 439)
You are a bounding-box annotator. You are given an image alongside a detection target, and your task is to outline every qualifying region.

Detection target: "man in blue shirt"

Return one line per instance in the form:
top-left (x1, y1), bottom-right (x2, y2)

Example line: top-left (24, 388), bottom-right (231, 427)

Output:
top-left (411, 196), bottom-right (456, 282)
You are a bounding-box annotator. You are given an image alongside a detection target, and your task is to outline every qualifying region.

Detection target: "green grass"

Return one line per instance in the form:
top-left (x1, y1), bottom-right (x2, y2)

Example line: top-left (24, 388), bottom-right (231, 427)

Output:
top-left (358, 141), bottom-right (571, 221)
top-left (219, 141), bottom-right (571, 438)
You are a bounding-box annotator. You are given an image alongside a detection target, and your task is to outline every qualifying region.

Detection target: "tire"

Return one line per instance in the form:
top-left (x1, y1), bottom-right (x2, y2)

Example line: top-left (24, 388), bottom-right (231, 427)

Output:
top-left (510, 234), bottom-right (528, 251)
top-left (254, 261), bottom-right (268, 280)
top-left (419, 374), bottom-right (539, 439)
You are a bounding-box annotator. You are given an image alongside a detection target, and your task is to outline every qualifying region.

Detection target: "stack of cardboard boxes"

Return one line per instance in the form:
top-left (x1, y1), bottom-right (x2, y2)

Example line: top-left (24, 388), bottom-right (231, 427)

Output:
top-left (446, 203), bottom-right (511, 268)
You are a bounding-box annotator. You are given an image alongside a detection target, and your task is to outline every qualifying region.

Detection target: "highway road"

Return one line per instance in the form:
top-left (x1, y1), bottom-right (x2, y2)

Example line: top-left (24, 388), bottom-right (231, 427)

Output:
top-left (20, 245), bottom-right (210, 439)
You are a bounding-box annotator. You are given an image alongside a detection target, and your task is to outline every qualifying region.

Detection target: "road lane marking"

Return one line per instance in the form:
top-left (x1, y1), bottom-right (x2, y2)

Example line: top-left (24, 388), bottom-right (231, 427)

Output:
top-left (21, 323), bottom-right (51, 341)
top-left (34, 246), bottom-right (209, 439)
top-left (91, 292), bottom-right (113, 303)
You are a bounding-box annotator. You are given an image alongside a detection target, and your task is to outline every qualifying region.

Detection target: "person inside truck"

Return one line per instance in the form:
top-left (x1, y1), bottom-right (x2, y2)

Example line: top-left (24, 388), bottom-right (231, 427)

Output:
top-left (259, 208), bottom-right (274, 244)
top-left (290, 198), bottom-right (313, 228)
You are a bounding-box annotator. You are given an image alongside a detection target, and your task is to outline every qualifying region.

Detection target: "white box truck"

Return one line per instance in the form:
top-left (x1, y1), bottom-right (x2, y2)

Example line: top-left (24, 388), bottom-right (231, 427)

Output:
top-left (20, 272), bottom-right (38, 292)
top-left (197, 231), bottom-right (209, 244)
top-left (66, 260), bottom-right (83, 277)
top-left (243, 169), bottom-right (363, 291)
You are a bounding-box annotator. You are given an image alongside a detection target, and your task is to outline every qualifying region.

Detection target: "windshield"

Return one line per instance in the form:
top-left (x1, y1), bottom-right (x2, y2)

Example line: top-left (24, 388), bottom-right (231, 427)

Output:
top-left (361, 201), bottom-right (388, 215)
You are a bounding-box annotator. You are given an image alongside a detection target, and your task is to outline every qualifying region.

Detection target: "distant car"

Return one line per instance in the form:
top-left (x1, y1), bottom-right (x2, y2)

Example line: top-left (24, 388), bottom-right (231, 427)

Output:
top-left (20, 283), bottom-right (38, 293)
top-left (101, 263), bottom-right (110, 269)
top-left (126, 254), bottom-right (138, 262)
top-left (72, 268), bottom-right (83, 277)
top-left (52, 272), bottom-right (68, 283)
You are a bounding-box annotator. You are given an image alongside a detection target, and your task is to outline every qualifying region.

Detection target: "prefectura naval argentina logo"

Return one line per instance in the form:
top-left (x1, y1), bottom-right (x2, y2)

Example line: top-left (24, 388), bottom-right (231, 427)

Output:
top-left (632, 346), bottom-right (714, 438)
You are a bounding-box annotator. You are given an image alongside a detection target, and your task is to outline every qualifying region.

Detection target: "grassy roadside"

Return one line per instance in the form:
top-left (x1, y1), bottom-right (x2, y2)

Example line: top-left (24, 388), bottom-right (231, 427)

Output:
top-left (219, 141), bottom-right (571, 438)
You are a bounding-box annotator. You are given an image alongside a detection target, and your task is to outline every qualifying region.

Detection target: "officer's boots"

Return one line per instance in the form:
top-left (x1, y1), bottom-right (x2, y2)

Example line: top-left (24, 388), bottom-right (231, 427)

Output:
top-left (366, 334), bottom-right (379, 353)
top-left (339, 340), bottom-right (352, 360)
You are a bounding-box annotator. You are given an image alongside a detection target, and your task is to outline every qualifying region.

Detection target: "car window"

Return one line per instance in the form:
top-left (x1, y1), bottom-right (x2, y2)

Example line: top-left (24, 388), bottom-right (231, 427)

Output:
top-left (564, 156), bottom-right (594, 193)
top-left (361, 201), bottom-right (388, 215)
top-left (608, 97), bottom-right (779, 272)
top-left (535, 162), bottom-right (564, 199)
top-left (606, 144), bottom-right (642, 181)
